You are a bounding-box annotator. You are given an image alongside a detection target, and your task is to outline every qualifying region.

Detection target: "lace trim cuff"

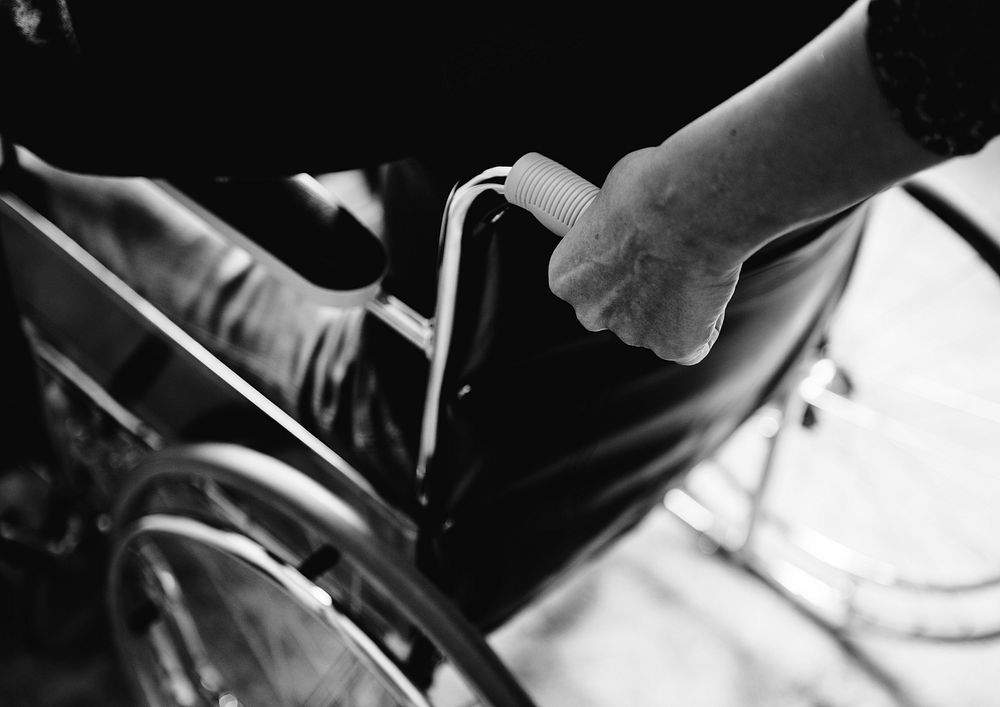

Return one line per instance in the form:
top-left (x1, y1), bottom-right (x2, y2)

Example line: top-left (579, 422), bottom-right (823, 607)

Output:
top-left (866, 0), bottom-right (1000, 156)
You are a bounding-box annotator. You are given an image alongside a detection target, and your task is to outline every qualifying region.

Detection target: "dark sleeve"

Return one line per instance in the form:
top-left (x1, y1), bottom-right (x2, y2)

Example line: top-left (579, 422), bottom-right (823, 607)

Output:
top-left (866, 0), bottom-right (1000, 156)
top-left (1, 2), bottom-right (447, 175)
top-left (2, 2), bottom-right (856, 179)
top-left (2, 3), bottom-right (612, 177)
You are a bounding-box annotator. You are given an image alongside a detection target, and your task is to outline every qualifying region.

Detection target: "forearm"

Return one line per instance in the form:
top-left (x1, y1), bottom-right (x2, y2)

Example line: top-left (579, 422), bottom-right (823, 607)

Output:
top-left (646, 0), bottom-right (950, 263)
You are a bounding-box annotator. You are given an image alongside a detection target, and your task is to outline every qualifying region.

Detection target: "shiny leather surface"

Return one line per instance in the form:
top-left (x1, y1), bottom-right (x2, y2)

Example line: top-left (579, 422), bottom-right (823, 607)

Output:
top-left (363, 162), bottom-right (868, 630)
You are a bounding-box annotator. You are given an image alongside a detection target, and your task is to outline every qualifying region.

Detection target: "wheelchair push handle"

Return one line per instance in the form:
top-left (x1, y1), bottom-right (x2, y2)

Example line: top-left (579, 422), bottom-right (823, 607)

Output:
top-left (504, 152), bottom-right (599, 236)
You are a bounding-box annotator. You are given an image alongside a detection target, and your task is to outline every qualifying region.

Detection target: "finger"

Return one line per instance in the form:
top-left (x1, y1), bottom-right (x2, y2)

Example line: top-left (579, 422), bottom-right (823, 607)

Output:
top-left (672, 322), bottom-right (722, 366)
top-left (672, 343), bottom-right (710, 366)
top-left (575, 308), bottom-right (609, 333)
top-left (613, 328), bottom-right (643, 348)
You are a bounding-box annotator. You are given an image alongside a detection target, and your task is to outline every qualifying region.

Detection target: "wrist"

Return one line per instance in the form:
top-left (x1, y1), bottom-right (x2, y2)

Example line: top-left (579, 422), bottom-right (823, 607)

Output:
top-left (644, 132), bottom-right (783, 269)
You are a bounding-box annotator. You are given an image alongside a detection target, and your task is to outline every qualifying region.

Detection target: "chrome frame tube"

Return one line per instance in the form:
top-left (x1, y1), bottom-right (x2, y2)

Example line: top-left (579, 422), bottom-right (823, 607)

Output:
top-left (414, 166), bottom-right (509, 504)
top-left (366, 292), bottom-right (434, 354)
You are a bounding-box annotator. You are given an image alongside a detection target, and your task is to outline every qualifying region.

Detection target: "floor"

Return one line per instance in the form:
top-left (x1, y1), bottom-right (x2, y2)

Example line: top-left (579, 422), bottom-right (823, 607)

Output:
top-left (2, 142), bottom-right (1000, 706)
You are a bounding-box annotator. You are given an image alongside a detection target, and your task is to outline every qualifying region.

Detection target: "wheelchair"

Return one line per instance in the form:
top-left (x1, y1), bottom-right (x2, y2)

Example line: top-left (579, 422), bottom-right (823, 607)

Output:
top-left (665, 150), bottom-right (1000, 643)
top-left (1, 133), bottom-right (994, 705)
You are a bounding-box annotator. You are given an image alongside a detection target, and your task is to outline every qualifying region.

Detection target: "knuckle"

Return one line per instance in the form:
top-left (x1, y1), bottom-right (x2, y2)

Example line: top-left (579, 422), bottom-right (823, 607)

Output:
top-left (673, 340), bottom-right (713, 366)
top-left (613, 328), bottom-right (645, 348)
top-left (575, 309), bottom-right (608, 333)
top-left (650, 329), bottom-right (714, 364)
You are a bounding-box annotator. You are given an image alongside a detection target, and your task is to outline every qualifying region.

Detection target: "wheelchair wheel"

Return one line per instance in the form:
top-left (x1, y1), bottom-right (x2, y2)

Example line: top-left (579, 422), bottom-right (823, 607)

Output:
top-left (107, 443), bottom-right (536, 707)
top-left (668, 175), bottom-right (1000, 642)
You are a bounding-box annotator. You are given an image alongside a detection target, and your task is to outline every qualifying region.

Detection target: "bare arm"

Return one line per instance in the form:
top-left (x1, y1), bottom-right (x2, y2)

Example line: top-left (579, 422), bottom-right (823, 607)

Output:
top-left (549, 0), bottom-right (976, 363)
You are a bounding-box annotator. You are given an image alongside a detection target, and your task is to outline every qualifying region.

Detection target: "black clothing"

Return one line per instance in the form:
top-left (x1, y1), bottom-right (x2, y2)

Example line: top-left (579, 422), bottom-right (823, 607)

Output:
top-left (3, 2), bottom-right (851, 181)
top-left (867, 0), bottom-right (1000, 156)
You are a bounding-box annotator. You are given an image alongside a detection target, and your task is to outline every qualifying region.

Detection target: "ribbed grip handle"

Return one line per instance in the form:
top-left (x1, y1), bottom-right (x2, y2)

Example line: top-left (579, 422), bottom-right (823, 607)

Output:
top-left (504, 152), bottom-right (599, 237)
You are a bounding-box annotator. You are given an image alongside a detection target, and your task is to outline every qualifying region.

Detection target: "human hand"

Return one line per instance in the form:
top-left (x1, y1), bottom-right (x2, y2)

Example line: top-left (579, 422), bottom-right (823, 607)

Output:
top-left (547, 147), bottom-right (744, 364)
